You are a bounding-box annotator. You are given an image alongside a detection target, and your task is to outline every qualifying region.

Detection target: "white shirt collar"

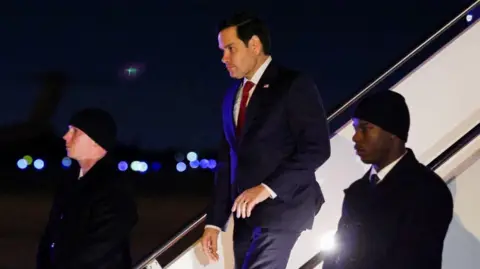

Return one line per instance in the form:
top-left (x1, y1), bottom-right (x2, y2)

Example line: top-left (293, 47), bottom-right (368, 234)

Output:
top-left (370, 151), bottom-right (407, 183)
top-left (243, 56), bottom-right (272, 85)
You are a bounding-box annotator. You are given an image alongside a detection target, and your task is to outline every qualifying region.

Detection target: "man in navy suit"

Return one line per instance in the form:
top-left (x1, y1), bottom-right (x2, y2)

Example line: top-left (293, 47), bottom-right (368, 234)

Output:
top-left (200, 12), bottom-right (331, 269)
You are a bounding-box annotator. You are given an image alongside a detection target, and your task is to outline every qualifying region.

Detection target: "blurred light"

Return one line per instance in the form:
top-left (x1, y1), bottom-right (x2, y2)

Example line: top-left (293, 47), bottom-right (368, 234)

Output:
top-left (174, 153), bottom-right (185, 162)
top-left (23, 155), bottom-right (33, 165)
top-left (466, 14), bottom-right (473, 22)
top-left (138, 162), bottom-right (148, 173)
top-left (151, 162), bottom-right (161, 171)
top-left (118, 161), bottom-right (128, 171)
top-left (190, 160), bottom-right (200, 169)
top-left (17, 159), bottom-right (28, 169)
top-left (318, 230), bottom-right (337, 252)
top-left (200, 159), bottom-right (209, 169)
top-left (186, 152), bottom-right (198, 162)
top-left (34, 159), bottom-right (45, 170)
top-left (208, 159), bottom-right (217, 169)
top-left (131, 161), bottom-right (141, 171)
top-left (125, 67), bottom-right (138, 76)
top-left (62, 157), bottom-right (72, 168)
top-left (176, 162), bottom-right (187, 172)
top-left (120, 63), bottom-right (145, 80)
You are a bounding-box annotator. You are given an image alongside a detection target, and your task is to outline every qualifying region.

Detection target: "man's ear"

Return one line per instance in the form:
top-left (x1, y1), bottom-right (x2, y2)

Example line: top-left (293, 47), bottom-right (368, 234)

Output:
top-left (249, 35), bottom-right (262, 54)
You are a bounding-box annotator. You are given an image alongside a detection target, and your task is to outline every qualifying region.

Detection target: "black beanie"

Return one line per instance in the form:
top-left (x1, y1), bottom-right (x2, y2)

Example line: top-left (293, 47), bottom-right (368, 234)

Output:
top-left (353, 91), bottom-right (410, 142)
top-left (69, 108), bottom-right (117, 151)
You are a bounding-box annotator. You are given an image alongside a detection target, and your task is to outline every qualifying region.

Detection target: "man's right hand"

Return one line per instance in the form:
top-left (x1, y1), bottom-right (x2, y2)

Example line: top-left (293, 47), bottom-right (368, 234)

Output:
top-left (200, 227), bottom-right (220, 262)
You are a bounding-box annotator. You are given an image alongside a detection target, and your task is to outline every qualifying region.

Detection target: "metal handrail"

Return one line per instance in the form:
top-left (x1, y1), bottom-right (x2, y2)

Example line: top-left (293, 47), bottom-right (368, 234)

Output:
top-left (134, 215), bottom-right (206, 269)
top-left (134, 2), bottom-right (479, 268)
top-left (327, 0), bottom-right (479, 122)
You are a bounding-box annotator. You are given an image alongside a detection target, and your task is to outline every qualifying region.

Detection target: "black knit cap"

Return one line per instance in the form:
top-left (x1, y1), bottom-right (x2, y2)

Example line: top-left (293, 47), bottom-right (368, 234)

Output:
top-left (353, 90), bottom-right (410, 142)
top-left (69, 108), bottom-right (117, 151)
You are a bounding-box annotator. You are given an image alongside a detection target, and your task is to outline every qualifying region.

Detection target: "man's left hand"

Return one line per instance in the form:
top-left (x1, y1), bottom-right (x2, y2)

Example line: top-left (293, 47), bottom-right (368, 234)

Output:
top-left (232, 184), bottom-right (271, 218)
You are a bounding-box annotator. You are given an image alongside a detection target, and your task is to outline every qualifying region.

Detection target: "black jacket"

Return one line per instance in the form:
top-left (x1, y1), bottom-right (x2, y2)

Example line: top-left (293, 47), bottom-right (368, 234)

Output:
top-left (323, 149), bottom-right (453, 269)
top-left (37, 156), bottom-right (138, 269)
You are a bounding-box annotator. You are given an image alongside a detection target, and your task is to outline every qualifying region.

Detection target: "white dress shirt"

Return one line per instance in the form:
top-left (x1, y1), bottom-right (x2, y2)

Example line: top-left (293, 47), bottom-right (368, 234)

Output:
top-left (369, 151), bottom-right (407, 184)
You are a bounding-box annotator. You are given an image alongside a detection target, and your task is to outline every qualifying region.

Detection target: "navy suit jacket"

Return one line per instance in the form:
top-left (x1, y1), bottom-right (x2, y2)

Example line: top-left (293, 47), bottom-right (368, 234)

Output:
top-left (206, 62), bottom-right (331, 232)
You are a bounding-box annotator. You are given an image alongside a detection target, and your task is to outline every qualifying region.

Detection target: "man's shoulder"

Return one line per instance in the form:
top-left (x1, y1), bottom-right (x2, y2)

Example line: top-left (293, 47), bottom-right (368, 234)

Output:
top-left (410, 161), bottom-right (445, 186)
top-left (276, 66), bottom-right (320, 94)
top-left (275, 64), bottom-right (304, 82)
top-left (95, 177), bottom-right (136, 210)
top-left (344, 174), bottom-right (370, 193)
top-left (90, 165), bottom-right (132, 194)
top-left (408, 162), bottom-right (452, 202)
top-left (275, 64), bottom-right (298, 74)
top-left (399, 150), bottom-right (447, 188)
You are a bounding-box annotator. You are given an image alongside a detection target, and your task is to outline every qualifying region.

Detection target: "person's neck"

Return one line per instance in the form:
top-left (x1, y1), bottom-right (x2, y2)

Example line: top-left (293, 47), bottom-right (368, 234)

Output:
top-left (244, 54), bottom-right (269, 80)
top-left (373, 146), bottom-right (407, 172)
top-left (78, 155), bottom-right (104, 175)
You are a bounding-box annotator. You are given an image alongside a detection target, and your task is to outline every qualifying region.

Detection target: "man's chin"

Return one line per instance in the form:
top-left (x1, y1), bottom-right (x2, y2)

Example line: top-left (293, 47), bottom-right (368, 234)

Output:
top-left (358, 155), bottom-right (373, 165)
top-left (228, 71), bottom-right (242, 79)
top-left (66, 152), bottom-right (75, 160)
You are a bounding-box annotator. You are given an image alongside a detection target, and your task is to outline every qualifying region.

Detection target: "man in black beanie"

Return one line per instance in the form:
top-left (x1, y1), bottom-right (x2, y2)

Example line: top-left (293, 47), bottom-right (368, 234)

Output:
top-left (37, 108), bottom-right (138, 269)
top-left (323, 91), bottom-right (453, 269)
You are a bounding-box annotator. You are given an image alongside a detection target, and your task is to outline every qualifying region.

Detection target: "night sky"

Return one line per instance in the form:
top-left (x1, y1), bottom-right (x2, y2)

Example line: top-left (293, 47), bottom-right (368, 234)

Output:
top-left (0, 0), bottom-right (474, 150)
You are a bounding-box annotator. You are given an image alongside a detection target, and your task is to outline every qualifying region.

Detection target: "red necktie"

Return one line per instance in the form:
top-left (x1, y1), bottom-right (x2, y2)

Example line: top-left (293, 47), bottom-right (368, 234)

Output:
top-left (236, 81), bottom-right (255, 136)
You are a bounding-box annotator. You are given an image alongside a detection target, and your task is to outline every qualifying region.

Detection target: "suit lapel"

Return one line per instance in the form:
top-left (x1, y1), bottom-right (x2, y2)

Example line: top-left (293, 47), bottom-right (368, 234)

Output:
top-left (239, 63), bottom-right (279, 140)
top-left (223, 81), bottom-right (241, 148)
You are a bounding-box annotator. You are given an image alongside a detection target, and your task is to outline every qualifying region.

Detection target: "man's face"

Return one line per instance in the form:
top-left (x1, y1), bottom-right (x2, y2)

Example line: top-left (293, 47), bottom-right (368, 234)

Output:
top-left (63, 126), bottom-right (98, 161)
top-left (218, 26), bottom-right (257, 79)
top-left (352, 118), bottom-right (392, 165)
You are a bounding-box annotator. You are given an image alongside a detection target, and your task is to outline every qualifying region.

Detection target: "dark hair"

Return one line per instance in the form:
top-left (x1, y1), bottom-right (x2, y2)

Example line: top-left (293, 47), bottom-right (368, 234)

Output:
top-left (217, 12), bottom-right (271, 55)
